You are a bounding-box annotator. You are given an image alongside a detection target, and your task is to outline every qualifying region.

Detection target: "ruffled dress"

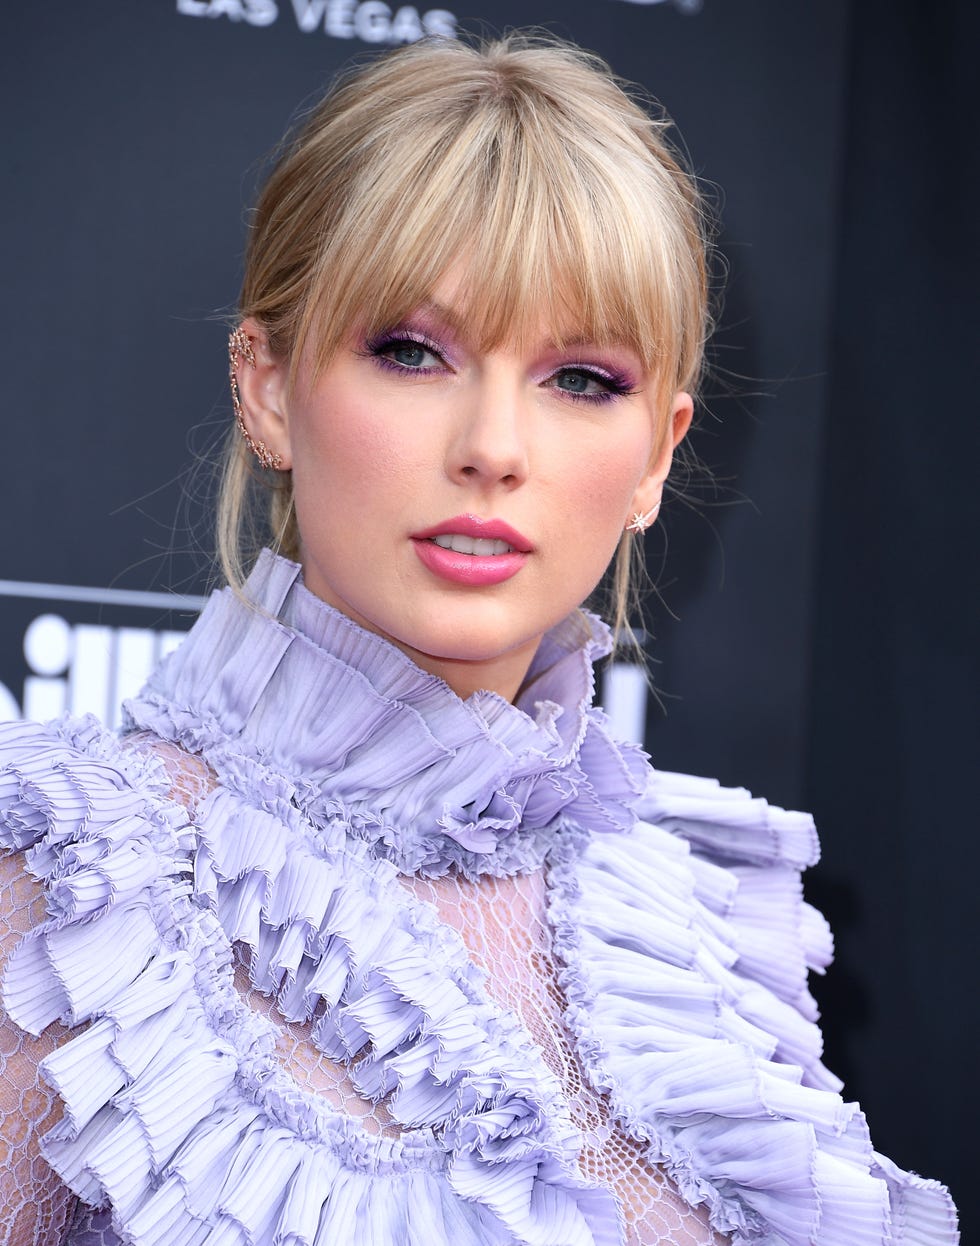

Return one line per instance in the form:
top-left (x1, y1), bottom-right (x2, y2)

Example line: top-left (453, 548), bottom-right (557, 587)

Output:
top-left (0, 550), bottom-right (958, 1245)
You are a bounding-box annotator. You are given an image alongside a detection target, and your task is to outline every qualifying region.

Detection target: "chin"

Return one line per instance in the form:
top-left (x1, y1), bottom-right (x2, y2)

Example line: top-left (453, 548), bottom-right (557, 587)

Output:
top-left (408, 631), bottom-right (526, 666)
top-left (398, 616), bottom-right (543, 665)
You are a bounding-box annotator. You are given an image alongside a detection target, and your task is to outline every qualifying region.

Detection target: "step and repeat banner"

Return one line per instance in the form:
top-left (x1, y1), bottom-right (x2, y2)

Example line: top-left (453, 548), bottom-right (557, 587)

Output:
top-left (3, 0), bottom-right (846, 811)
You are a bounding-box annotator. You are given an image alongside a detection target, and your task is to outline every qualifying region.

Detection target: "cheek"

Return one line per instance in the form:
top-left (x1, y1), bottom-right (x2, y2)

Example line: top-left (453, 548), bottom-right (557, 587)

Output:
top-left (570, 441), bottom-right (649, 521)
top-left (543, 447), bottom-right (645, 591)
top-left (291, 397), bottom-right (412, 509)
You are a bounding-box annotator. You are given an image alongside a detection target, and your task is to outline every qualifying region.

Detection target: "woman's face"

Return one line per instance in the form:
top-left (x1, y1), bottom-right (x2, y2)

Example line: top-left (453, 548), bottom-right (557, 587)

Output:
top-left (240, 276), bottom-right (691, 701)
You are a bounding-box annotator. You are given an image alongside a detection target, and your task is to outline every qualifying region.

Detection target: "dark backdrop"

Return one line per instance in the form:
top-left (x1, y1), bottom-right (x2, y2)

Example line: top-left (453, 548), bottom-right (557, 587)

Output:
top-left (805, 1), bottom-right (977, 1236)
top-left (1, 0), bottom-right (973, 1235)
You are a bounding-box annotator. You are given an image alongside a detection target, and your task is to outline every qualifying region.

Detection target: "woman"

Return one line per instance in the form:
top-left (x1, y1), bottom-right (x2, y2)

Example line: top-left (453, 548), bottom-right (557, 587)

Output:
top-left (0, 34), bottom-right (958, 1246)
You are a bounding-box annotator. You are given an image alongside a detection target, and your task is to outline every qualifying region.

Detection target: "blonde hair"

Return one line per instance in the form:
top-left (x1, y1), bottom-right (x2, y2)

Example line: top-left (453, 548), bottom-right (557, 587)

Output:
top-left (218, 32), bottom-right (711, 639)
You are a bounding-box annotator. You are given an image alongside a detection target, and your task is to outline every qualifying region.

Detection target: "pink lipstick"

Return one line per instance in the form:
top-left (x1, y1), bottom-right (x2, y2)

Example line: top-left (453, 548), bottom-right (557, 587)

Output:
top-left (411, 514), bottom-right (531, 586)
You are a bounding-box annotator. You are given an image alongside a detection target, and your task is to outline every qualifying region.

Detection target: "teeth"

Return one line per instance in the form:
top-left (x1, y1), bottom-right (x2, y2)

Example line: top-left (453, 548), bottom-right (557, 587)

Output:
top-left (431, 534), bottom-right (514, 555)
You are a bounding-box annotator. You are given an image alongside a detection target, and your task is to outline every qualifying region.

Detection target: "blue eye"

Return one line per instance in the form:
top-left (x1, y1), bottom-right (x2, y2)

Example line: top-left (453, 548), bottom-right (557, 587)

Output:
top-left (554, 369), bottom-right (598, 395)
top-left (366, 332), bottom-right (443, 374)
top-left (388, 342), bottom-right (431, 368)
top-left (548, 366), bottom-right (636, 404)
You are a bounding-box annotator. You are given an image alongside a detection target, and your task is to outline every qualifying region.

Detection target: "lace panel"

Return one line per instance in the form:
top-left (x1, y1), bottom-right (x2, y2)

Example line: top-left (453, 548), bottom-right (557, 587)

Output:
top-left (122, 737), bottom-right (729, 1243)
top-left (62, 1204), bottom-right (117, 1246)
top-left (403, 871), bottom-right (729, 1246)
top-left (122, 732), bottom-right (215, 812)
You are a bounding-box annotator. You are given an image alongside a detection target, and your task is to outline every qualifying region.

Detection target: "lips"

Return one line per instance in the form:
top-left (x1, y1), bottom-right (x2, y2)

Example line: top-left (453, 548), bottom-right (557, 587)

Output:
top-left (411, 514), bottom-right (532, 586)
top-left (412, 514), bottom-right (533, 552)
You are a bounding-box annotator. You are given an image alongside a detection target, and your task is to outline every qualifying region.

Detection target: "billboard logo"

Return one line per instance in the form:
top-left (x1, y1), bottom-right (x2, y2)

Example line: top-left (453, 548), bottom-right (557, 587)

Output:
top-left (14, 615), bottom-right (186, 729)
top-left (176, 0), bottom-right (458, 41)
top-left (0, 579), bottom-right (203, 728)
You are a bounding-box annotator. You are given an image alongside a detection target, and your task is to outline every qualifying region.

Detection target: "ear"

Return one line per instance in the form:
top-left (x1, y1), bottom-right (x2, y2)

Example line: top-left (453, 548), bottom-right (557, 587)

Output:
top-left (232, 318), bottom-right (293, 470)
top-left (628, 391), bottom-right (694, 523)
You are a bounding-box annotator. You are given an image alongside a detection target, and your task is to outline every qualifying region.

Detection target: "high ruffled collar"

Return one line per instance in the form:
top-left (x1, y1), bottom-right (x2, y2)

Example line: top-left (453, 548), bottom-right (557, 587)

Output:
top-left (126, 550), bottom-right (648, 877)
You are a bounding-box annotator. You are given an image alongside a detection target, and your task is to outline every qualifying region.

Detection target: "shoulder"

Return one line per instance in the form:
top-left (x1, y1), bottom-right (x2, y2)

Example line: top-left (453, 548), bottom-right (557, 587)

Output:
top-left (550, 766), bottom-right (959, 1242)
top-left (0, 716), bottom-right (193, 1035)
top-left (0, 715), bottom-right (184, 842)
top-left (563, 766), bottom-right (833, 1042)
top-left (635, 765), bottom-right (820, 869)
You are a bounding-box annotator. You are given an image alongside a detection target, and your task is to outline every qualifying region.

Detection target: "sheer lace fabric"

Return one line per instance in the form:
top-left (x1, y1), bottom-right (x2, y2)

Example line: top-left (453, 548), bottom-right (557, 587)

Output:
top-left (135, 737), bottom-right (726, 1245)
top-left (0, 857), bottom-right (77, 1246)
top-left (62, 1204), bottom-right (117, 1246)
top-left (403, 871), bottom-right (727, 1246)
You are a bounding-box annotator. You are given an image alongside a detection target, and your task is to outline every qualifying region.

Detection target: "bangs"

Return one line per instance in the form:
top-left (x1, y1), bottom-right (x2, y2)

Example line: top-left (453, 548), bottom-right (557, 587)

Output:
top-left (289, 55), bottom-right (701, 394)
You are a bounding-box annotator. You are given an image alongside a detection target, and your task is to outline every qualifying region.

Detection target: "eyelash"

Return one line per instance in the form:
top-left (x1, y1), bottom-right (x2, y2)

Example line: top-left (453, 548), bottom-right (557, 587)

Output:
top-left (548, 366), bottom-right (638, 405)
top-left (363, 331), bottom-right (637, 405)
top-left (364, 330), bottom-right (445, 376)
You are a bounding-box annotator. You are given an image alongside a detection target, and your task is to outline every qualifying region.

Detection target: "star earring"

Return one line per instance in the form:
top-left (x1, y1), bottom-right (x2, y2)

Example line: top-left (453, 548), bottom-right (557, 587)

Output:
top-left (626, 501), bottom-right (661, 534)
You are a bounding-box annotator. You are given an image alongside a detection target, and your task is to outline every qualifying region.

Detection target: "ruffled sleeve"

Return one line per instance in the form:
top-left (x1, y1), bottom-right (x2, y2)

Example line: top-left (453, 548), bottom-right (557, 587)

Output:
top-left (549, 767), bottom-right (959, 1245)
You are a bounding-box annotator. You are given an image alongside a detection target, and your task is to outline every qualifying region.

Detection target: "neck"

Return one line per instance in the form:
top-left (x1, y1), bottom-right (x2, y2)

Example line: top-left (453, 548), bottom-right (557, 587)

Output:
top-left (304, 573), bottom-right (545, 703)
top-left (383, 635), bottom-right (543, 702)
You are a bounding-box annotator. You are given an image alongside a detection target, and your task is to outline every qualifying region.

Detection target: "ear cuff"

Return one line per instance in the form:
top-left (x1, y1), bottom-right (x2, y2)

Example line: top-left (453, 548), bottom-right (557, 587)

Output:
top-left (229, 327), bottom-right (284, 471)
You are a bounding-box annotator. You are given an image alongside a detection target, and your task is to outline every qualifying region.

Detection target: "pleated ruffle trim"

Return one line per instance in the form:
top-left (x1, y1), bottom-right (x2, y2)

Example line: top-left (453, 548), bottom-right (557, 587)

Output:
top-left (0, 717), bottom-right (624, 1246)
top-left (552, 769), bottom-right (959, 1244)
top-left (124, 550), bottom-right (649, 880)
top-left (0, 718), bottom-right (960, 1244)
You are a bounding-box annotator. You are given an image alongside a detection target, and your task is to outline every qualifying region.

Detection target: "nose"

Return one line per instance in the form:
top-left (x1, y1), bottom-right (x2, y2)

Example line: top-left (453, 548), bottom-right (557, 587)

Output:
top-left (447, 371), bottom-right (530, 490)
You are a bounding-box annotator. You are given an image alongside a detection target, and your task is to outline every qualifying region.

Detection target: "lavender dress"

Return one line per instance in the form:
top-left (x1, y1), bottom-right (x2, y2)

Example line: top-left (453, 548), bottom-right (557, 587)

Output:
top-left (0, 551), bottom-right (958, 1244)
